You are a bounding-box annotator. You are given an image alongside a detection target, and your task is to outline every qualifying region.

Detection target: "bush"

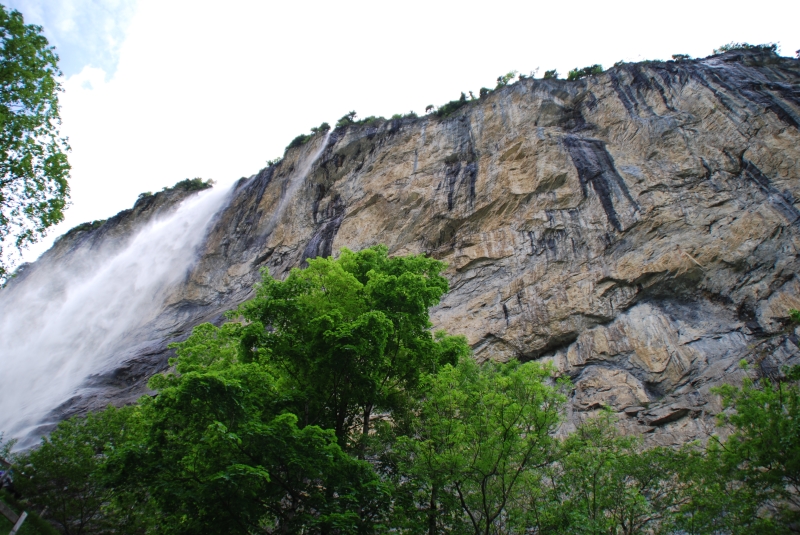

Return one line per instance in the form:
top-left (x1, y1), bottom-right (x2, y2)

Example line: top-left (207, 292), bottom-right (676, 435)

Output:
top-left (335, 110), bottom-right (357, 128)
top-left (435, 92), bottom-right (469, 118)
top-left (266, 157), bottom-right (282, 167)
top-left (168, 177), bottom-right (214, 192)
top-left (495, 70), bottom-right (518, 89)
top-left (714, 42), bottom-right (778, 54)
top-left (310, 121), bottom-right (330, 134)
top-left (479, 87), bottom-right (491, 98)
top-left (543, 69), bottom-right (559, 80)
top-left (286, 133), bottom-right (312, 150)
top-left (672, 54), bottom-right (691, 61)
top-left (567, 64), bottom-right (603, 81)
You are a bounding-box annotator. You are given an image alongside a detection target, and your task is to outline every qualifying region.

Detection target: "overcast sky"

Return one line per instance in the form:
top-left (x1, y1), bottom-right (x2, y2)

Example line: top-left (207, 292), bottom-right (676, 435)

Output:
top-left (7, 0), bottom-right (800, 263)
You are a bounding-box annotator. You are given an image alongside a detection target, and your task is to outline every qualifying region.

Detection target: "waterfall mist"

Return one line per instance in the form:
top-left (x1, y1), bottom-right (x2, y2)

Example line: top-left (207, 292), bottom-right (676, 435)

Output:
top-left (0, 184), bottom-right (233, 446)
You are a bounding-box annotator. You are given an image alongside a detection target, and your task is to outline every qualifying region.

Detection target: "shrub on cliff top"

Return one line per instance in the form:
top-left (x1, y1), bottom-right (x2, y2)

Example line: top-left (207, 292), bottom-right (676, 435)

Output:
top-left (335, 110), bottom-right (357, 128)
top-left (567, 64), bottom-right (603, 81)
top-left (543, 69), bottom-right (559, 80)
top-left (168, 178), bottom-right (214, 192)
top-left (713, 42), bottom-right (778, 54)
top-left (495, 70), bottom-right (518, 89)
top-left (286, 133), bottom-right (313, 150)
top-left (435, 92), bottom-right (469, 118)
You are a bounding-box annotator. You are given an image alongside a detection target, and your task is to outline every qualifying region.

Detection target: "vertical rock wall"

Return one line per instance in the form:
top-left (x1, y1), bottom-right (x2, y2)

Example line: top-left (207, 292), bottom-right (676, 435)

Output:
top-left (7, 48), bottom-right (800, 444)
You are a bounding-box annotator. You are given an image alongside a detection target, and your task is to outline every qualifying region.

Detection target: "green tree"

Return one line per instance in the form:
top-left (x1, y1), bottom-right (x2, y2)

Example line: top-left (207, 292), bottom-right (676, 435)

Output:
top-left (0, 6), bottom-right (70, 280)
top-left (702, 364), bottom-right (800, 532)
top-left (119, 361), bottom-right (384, 535)
top-left (389, 357), bottom-right (565, 534)
top-left (233, 245), bottom-right (466, 449)
top-left (13, 406), bottom-right (156, 535)
top-left (567, 64), bottom-right (603, 81)
top-left (520, 412), bottom-right (688, 535)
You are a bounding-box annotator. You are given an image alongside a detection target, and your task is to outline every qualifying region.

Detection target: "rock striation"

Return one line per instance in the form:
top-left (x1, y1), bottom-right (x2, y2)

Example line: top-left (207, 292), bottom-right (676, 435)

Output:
top-left (5, 48), bottom-right (800, 445)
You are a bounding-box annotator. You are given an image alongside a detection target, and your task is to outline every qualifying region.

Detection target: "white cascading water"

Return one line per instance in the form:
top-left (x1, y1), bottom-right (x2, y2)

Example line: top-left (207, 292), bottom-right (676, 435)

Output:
top-left (0, 133), bottom-right (331, 447)
top-left (0, 183), bottom-right (233, 445)
top-left (264, 131), bottom-right (330, 236)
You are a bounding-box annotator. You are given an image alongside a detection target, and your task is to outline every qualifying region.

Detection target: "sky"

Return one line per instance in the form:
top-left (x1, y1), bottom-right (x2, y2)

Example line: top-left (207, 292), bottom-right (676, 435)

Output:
top-left (6, 0), bottom-right (800, 263)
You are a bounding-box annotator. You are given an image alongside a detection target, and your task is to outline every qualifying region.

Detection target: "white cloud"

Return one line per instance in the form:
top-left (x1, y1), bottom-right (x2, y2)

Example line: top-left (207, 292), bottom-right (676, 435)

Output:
top-left (15, 0), bottom-right (800, 263)
top-left (5, 0), bottom-right (137, 77)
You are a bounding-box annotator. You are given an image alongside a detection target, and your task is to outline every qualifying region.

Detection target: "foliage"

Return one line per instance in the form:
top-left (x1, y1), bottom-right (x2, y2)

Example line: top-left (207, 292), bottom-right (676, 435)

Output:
top-left (705, 364), bottom-right (800, 531)
top-left (14, 406), bottom-right (156, 535)
top-left (0, 6), bottom-right (71, 281)
top-left (714, 42), bottom-right (778, 54)
top-left (672, 54), bottom-right (691, 61)
top-left (336, 110), bottom-right (357, 128)
top-left (265, 157), bottom-right (281, 167)
top-left (287, 122), bottom-right (330, 151)
top-left (0, 489), bottom-right (60, 535)
top-left (543, 69), bottom-right (559, 80)
top-left (9, 246), bottom-right (800, 534)
top-left (388, 357), bottom-right (565, 534)
top-left (434, 92), bottom-right (469, 118)
top-left (478, 87), bottom-right (490, 98)
top-left (62, 218), bottom-right (105, 237)
top-left (520, 412), bottom-right (690, 534)
top-left (126, 364), bottom-right (384, 535)
top-left (228, 245), bottom-right (467, 447)
top-left (286, 132), bottom-right (313, 150)
top-left (390, 111), bottom-right (417, 120)
top-left (495, 70), bottom-right (518, 89)
top-left (167, 177), bottom-right (213, 192)
top-left (567, 64), bottom-right (603, 81)
top-left (310, 121), bottom-right (330, 134)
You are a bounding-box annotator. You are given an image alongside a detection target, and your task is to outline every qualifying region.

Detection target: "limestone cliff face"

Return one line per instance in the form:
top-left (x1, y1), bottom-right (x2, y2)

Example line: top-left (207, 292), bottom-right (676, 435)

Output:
top-left (10, 48), bottom-right (800, 444)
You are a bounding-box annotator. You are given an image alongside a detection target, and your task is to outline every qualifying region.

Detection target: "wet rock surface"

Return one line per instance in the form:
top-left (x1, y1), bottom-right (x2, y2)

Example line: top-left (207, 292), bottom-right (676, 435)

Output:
top-left (7, 48), bottom-right (800, 445)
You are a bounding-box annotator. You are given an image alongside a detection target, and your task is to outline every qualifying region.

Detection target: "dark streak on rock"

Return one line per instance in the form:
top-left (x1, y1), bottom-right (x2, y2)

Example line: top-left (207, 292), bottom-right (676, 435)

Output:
top-left (301, 196), bottom-right (346, 263)
top-left (742, 159), bottom-right (800, 225)
top-left (564, 136), bottom-right (639, 231)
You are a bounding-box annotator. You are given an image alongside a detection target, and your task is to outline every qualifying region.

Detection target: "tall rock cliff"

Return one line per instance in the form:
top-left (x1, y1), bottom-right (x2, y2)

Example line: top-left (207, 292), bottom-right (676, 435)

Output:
top-left (5, 47), bottom-right (800, 445)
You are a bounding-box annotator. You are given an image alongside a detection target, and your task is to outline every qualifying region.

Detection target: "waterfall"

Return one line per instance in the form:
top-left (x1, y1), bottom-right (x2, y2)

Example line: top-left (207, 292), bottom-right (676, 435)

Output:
top-left (264, 131), bottom-right (331, 236)
top-left (0, 183), bottom-right (233, 446)
top-left (0, 131), bottom-right (333, 448)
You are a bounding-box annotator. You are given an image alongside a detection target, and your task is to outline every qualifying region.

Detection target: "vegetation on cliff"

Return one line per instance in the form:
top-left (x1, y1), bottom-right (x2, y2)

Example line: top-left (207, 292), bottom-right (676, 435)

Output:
top-left (2, 246), bottom-right (799, 534)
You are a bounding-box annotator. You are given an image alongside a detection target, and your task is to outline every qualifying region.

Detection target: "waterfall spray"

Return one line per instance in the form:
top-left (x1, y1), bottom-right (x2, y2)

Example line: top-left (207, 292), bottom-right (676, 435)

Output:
top-left (263, 131), bottom-right (331, 237)
top-left (0, 184), bottom-right (233, 445)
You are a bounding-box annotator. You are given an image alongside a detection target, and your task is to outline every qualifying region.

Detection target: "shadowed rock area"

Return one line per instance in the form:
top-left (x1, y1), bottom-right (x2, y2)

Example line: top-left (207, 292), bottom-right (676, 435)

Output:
top-left (5, 47), bottom-right (800, 445)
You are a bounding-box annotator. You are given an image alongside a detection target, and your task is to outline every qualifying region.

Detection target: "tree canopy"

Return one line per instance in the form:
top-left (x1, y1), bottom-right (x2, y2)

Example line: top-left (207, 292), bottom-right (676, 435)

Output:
top-left (0, 5), bottom-right (70, 281)
top-left (6, 247), bottom-right (800, 533)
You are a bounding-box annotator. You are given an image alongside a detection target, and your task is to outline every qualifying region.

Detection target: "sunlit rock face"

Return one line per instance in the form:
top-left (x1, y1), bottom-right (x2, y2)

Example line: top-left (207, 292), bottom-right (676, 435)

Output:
top-left (6, 47), bottom-right (800, 445)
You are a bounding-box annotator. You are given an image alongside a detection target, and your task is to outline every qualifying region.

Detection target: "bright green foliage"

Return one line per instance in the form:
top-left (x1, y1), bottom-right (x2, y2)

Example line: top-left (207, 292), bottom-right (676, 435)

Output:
top-left (14, 406), bottom-right (155, 535)
top-left (705, 365), bottom-right (800, 532)
top-left (521, 412), bottom-right (688, 534)
top-left (388, 357), bottom-right (565, 534)
top-left (231, 245), bottom-right (466, 446)
top-left (567, 64), bottom-right (603, 81)
top-left (543, 69), bottom-right (559, 80)
top-left (0, 6), bottom-right (70, 281)
top-left (123, 363), bottom-right (383, 535)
